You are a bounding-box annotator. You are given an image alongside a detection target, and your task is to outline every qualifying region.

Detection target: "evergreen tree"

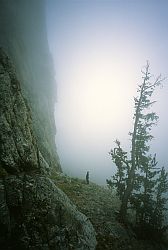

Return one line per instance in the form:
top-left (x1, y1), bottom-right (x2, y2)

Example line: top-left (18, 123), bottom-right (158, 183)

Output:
top-left (107, 139), bottom-right (129, 200)
top-left (154, 167), bottom-right (168, 229)
top-left (130, 154), bottom-right (160, 225)
top-left (107, 62), bottom-right (167, 226)
top-left (129, 163), bottom-right (168, 240)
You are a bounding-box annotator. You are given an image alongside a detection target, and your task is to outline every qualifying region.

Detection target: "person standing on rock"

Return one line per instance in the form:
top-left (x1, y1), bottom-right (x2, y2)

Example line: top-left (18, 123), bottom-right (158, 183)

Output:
top-left (86, 171), bottom-right (89, 184)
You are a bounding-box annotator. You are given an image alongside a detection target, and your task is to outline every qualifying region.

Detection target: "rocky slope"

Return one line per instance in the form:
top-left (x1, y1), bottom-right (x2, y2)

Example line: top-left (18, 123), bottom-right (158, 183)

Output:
top-left (0, 48), bottom-right (96, 250)
top-left (53, 173), bottom-right (168, 250)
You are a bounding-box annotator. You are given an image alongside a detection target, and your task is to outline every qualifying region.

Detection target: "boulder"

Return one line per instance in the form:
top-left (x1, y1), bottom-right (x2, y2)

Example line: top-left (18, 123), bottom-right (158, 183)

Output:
top-left (0, 175), bottom-right (96, 250)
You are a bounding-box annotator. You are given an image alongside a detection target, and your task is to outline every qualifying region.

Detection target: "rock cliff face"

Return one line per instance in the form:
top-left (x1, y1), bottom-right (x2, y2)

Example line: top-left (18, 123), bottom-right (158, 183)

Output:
top-left (0, 48), bottom-right (40, 175)
top-left (0, 0), bottom-right (60, 172)
top-left (0, 29), bottom-right (96, 250)
top-left (0, 1), bottom-right (97, 249)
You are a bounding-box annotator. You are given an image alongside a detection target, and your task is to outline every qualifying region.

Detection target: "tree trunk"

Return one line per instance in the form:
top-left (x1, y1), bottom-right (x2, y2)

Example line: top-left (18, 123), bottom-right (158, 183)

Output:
top-left (119, 169), bottom-right (135, 222)
top-left (119, 78), bottom-right (146, 222)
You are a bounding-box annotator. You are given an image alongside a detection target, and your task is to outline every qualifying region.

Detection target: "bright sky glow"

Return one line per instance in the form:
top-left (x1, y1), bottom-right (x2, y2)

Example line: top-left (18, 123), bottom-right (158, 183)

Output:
top-left (46, 0), bottom-right (168, 184)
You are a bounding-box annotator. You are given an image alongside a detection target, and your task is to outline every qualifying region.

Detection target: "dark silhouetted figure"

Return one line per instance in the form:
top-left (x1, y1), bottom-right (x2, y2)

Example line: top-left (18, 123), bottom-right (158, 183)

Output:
top-left (86, 171), bottom-right (89, 184)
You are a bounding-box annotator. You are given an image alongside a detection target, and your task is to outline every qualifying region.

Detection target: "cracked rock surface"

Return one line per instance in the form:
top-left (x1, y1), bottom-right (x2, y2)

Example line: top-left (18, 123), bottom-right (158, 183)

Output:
top-left (0, 48), bottom-right (39, 174)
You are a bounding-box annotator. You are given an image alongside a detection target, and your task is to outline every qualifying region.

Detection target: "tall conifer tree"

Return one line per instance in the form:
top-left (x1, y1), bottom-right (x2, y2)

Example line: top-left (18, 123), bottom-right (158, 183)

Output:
top-left (107, 62), bottom-right (167, 228)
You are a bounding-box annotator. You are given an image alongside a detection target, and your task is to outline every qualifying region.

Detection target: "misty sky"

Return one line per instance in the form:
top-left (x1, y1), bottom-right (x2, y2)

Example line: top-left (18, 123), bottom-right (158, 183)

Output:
top-left (46, 0), bottom-right (168, 184)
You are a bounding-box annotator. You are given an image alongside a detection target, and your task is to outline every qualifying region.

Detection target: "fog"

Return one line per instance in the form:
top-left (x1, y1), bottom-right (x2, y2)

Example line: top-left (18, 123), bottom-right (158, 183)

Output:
top-left (46, 0), bottom-right (168, 185)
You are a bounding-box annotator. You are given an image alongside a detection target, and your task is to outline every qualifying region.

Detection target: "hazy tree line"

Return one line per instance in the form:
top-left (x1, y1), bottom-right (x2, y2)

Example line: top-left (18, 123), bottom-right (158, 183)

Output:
top-left (107, 62), bottom-right (168, 241)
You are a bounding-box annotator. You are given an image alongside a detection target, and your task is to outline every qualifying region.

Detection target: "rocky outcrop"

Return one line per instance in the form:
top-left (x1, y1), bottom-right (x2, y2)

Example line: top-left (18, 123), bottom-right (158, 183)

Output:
top-left (0, 49), bottom-right (96, 249)
top-left (0, 175), bottom-right (96, 250)
top-left (0, 48), bottom-right (40, 175)
top-left (0, 0), bottom-right (61, 173)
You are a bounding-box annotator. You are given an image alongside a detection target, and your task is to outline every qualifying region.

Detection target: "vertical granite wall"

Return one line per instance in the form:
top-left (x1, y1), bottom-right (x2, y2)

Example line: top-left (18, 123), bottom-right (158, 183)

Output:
top-left (0, 0), bottom-right (61, 172)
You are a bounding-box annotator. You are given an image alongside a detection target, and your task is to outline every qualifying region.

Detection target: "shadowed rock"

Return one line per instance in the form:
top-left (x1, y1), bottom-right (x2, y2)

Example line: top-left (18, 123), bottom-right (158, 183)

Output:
top-left (0, 175), bottom-right (96, 250)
